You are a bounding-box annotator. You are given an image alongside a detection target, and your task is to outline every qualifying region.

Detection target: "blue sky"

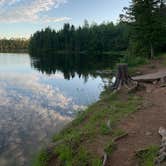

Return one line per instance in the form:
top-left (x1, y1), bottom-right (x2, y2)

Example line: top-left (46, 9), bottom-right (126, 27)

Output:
top-left (0, 0), bottom-right (129, 39)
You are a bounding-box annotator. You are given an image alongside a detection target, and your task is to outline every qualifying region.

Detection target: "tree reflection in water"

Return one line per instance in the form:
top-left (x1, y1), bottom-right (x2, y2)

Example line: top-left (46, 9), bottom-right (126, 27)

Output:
top-left (30, 51), bottom-right (122, 81)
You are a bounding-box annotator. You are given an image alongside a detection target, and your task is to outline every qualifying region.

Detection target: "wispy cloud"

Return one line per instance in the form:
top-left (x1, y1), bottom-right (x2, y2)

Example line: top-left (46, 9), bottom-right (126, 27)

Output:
top-left (0, 0), bottom-right (71, 23)
top-left (41, 16), bottom-right (71, 23)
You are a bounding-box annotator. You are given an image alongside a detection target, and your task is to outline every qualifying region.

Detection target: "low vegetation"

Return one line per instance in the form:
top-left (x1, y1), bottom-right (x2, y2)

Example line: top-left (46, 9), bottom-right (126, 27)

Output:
top-left (33, 89), bottom-right (142, 166)
top-left (33, 150), bottom-right (51, 166)
top-left (136, 146), bottom-right (159, 166)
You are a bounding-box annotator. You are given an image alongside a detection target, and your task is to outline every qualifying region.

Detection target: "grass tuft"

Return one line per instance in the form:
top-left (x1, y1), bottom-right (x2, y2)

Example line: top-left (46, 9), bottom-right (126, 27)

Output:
top-left (105, 140), bottom-right (117, 155)
top-left (32, 150), bottom-right (51, 166)
top-left (136, 146), bottom-right (159, 166)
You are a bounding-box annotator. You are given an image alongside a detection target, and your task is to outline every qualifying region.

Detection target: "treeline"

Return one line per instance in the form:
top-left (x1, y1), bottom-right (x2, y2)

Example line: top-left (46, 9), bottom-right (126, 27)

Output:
top-left (29, 0), bottom-right (166, 60)
top-left (0, 38), bottom-right (29, 52)
top-left (29, 21), bottom-right (129, 53)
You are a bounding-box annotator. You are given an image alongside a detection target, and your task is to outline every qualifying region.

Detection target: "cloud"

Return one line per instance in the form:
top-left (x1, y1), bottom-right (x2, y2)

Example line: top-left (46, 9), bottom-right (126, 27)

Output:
top-left (0, 0), bottom-right (70, 23)
top-left (0, 71), bottom-right (85, 113)
top-left (42, 16), bottom-right (71, 23)
top-left (0, 70), bottom-right (73, 165)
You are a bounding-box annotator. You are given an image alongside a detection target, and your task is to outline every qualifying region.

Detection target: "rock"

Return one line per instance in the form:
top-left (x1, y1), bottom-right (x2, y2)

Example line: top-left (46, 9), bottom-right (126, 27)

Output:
top-left (135, 71), bottom-right (142, 75)
top-left (153, 80), bottom-right (158, 85)
top-left (156, 152), bottom-right (166, 163)
top-left (161, 142), bottom-right (166, 148)
top-left (159, 127), bottom-right (166, 137)
top-left (159, 147), bottom-right (166, 155)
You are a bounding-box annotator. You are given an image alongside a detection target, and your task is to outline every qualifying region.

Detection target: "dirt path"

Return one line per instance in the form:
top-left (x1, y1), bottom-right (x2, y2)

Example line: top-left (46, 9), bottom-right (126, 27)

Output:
top-left (108, 80), bottom-right (166, 165)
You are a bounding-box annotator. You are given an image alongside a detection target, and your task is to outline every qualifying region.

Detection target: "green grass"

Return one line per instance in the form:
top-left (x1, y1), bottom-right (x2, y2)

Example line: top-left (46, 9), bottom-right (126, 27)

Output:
top-left (112, 128), bottom-right (127, 140)
top-left (32, 150), bottom-right (51, 166)
top-left (100, 123), bottom-right (111, 135)
top-left (120, 55), bottom-right (149, 67)
top-left (54, 144), bottom-right (102, 166)
top-left (33, 89), bottom-right (142, 166)
top-left (136, 146), bottom-right (159, 166)
top-left (104, 140), bottom-right (117, 155)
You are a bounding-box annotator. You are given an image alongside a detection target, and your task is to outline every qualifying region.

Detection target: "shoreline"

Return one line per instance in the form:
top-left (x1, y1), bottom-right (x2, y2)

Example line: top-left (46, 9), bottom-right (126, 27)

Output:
top-left (33, 87), bottom-right (142, 166)
top-left (33, 53), bottom-right (166, 166)
top-left (0, 50), bottom-right (28, 54)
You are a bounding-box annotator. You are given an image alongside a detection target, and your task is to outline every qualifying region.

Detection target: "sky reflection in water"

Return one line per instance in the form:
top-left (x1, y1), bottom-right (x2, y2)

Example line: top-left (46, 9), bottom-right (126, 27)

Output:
top-left (0, 53), bottom-right (106, 166)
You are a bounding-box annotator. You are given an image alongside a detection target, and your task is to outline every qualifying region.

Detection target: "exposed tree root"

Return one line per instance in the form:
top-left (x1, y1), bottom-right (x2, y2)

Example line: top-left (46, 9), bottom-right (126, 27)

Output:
top-left (155, 127), bottom-right (166, 166)
top-left (102, 152), bottom-right (108, 166)
top-left (113, 133), bottom-right (128, 142)
top-left (102, 126), bottom-right (128, 166)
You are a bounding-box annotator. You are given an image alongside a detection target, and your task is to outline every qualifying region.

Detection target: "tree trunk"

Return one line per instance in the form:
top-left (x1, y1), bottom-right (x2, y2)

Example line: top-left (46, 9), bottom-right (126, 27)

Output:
top-left (112, 64), bottom-right (137, 90)
top-left (150, 42), bottom-right (154, 59)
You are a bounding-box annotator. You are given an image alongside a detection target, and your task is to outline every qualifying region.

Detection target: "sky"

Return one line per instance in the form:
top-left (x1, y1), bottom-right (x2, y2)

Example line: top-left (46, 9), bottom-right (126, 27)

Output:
top-left (0, 0), bottom-right (129, 39)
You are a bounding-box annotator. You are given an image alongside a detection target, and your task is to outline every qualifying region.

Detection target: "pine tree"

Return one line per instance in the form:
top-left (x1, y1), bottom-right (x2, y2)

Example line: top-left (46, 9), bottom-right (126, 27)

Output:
top-left (121, 0), bottom-right (165, 58)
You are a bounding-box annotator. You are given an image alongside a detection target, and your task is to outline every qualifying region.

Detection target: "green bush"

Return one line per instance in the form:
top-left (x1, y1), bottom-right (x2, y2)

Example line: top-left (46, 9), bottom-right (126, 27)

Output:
top-left (121, 55), bottom-right (148, 67)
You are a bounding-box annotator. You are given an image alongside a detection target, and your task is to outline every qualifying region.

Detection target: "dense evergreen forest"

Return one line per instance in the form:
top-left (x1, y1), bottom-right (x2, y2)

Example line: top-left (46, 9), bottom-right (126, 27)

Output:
top-left (0, 38), bottom-right (29, 52)
top-left (29, 0), bottom-right (166, 61)
top-left (121, 0), bottom-right (166, 58)
top-left (29, 21), bottom-right (129, 53)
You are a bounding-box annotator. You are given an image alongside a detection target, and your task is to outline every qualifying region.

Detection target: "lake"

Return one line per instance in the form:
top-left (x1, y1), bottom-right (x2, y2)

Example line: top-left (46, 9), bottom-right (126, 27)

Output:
top-left (0, 53), bottom-right (110, 166)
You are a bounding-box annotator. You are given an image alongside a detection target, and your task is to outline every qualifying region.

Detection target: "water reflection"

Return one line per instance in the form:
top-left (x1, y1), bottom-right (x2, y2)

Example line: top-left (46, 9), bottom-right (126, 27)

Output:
top-left (0, 53), bottom-right (109, 166)
top-left (30, 51), bottom-right (119, 80)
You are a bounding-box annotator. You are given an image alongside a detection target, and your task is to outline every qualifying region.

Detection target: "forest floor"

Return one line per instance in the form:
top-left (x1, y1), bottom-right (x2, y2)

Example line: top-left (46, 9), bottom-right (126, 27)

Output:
top-left (34, 54), bottom-right (166, 166)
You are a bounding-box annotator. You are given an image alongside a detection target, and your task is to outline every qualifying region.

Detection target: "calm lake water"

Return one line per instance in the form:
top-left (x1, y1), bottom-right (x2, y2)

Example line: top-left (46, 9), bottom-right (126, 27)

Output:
top-left (0, 53), bottom-right (109, 166)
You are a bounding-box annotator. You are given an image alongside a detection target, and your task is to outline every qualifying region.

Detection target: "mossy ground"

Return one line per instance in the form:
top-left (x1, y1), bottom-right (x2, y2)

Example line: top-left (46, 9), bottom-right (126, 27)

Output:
top-left (33, 88), bottom-right (142, 166)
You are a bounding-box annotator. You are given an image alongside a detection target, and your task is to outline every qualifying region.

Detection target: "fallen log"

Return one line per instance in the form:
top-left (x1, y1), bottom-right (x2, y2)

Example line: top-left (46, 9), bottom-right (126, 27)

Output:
top-left (132, 70), bottom-right (166, 84)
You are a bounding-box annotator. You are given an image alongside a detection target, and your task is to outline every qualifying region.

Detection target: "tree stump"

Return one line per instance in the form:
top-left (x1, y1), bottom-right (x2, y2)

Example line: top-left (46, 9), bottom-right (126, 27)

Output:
top-left (112, 64), bottom-right (137, 90)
